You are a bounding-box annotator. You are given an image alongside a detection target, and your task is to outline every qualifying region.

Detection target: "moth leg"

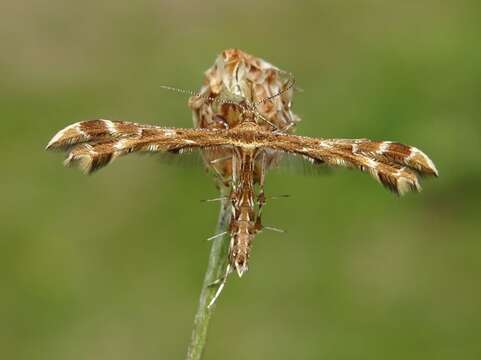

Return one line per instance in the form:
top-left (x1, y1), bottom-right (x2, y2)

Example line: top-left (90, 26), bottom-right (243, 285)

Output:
top-left (207, 153), bottom-right (233, 187)
top-left (273, 122), bottom-right (295, 134)
top-left (210, 156), bottom-right (232, 164)
top-left (209, 164), bottom-right (231, 187)
top-left (201, 196), bottom-right (228, 203)
top-left (257, 151), bottom-right (267, 211)
top-left (253, 151), bottom-right (267, 235)
top-left (207, 264), bottom-right (232, 308)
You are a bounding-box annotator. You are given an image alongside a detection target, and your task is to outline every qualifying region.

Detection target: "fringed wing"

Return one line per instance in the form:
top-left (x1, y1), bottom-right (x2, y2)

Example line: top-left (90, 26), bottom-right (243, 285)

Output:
top-left (46, 119), bottom-right (229, 174)
top-left (265, 134), bottom-right (438, 195)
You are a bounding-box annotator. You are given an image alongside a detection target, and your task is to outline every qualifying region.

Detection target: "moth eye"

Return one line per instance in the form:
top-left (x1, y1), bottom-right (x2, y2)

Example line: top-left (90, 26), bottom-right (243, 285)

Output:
top-left (213, 115), bottom-right (229, 129)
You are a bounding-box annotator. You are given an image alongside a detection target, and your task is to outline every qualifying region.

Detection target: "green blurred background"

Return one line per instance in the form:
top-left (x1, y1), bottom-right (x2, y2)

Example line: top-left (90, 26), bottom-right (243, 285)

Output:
top-left (1, 1), bottom-right (480, 359)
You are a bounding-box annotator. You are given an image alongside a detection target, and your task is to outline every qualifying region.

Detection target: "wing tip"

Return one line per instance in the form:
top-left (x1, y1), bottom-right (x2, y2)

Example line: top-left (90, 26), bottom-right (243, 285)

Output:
top-left (45, 130), bottom-right (65, 150)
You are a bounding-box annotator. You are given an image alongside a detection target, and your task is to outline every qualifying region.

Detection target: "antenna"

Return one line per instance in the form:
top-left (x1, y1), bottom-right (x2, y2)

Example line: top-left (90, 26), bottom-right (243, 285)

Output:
top-left (253, 71), bottom-right (296, 106)
top-left (160, 85), bottom-right (244, 108)
top-left (160, 69), bottom-right (296, 132)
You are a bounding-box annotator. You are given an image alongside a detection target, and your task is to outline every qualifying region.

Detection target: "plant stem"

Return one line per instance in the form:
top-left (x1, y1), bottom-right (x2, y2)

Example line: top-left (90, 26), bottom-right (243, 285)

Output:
top-left (186, 187), bottom-right (231, 360)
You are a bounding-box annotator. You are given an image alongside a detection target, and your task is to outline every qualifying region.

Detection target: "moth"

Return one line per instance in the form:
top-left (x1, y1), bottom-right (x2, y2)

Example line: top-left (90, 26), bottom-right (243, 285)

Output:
top-left (47, 49), bottom-right (438, 306)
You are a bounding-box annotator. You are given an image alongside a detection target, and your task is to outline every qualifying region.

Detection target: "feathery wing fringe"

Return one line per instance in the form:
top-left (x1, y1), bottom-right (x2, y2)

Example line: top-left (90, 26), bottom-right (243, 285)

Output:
top-left (267, 135), bottom-right (438, 195)
top-left (46, 119), bottom-right (229, 174)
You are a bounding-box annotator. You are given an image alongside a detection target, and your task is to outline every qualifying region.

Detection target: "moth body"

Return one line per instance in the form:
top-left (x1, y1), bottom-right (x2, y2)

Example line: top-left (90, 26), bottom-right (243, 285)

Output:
top-left (190, 49), bottom-right (300, 281)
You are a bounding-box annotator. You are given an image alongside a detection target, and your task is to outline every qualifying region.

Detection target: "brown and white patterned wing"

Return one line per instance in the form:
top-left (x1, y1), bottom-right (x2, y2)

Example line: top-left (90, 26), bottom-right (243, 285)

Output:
top-left (46, 119), bottom-right (229, 174)
top-left (265, 134), bottom-right (438, 195)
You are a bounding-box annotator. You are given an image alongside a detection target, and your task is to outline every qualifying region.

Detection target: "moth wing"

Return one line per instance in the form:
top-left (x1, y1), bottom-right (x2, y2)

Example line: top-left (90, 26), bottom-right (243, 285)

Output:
top-left (46, 119), bottom-right (230, 174)
top-left (264, 134), bottom-right (438, 195)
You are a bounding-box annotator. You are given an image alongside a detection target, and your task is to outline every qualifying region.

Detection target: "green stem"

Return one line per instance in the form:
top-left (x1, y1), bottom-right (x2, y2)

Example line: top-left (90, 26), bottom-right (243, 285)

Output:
top-left (185, 187), bottom-right (231, 360)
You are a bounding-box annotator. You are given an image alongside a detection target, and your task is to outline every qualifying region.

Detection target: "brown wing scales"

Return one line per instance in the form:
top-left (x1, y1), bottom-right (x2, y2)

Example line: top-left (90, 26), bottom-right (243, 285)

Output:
top-left (264, 134), bottom-right (437, 195)
top-left (49, 119), bottom-right (231, 174)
